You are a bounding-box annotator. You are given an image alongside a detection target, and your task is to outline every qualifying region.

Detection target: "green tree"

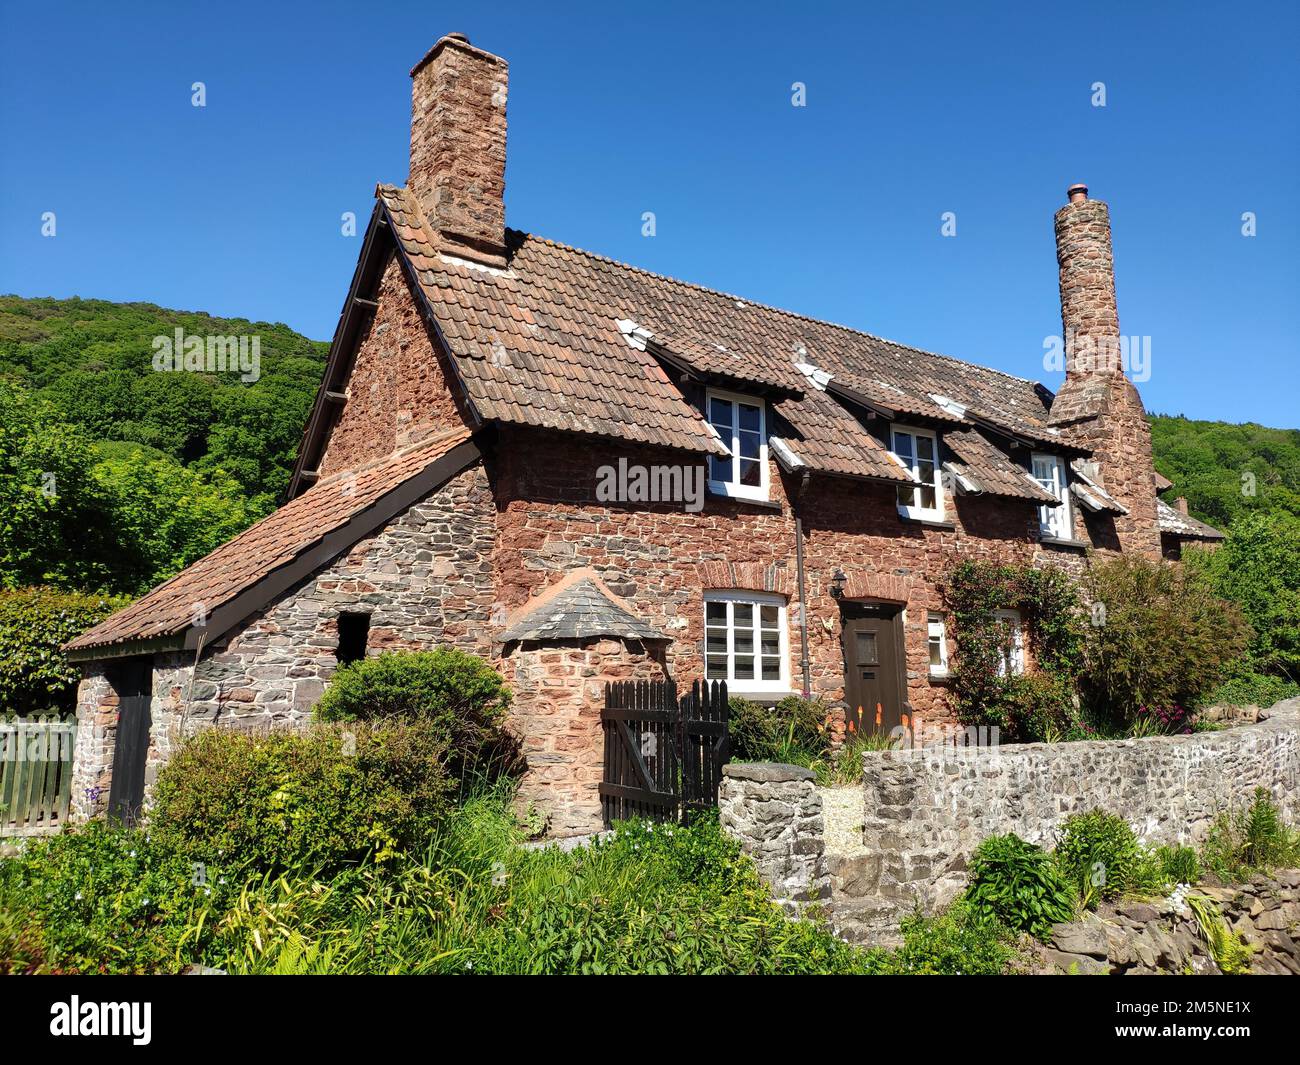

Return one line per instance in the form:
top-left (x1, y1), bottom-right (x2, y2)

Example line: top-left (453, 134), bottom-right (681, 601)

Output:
top-left (1186, 511), bottom-right (1300, 681)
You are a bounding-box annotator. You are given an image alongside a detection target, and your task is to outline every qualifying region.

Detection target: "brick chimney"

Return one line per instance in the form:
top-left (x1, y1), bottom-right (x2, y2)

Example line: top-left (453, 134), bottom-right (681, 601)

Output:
top-left (1174, 496), bottom-right (1189, 516)
top-left (1048, 183), bottom-right (1162, 559)
top-left (1054, 183), bottom-right (1122, 378)
top-left (408, 34), bottom-right (509, 268)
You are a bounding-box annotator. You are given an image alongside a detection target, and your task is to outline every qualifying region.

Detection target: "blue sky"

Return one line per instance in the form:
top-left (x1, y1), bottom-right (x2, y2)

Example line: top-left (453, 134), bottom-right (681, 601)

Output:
top-left (2, 0), bottom-right (1296, 427)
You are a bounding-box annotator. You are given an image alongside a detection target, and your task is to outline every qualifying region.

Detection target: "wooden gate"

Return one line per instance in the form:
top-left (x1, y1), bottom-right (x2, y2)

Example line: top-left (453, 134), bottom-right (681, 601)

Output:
top-left (599, 679), bottom-right (729, 827)
top-left (0, 714), bottom-right (78, 836)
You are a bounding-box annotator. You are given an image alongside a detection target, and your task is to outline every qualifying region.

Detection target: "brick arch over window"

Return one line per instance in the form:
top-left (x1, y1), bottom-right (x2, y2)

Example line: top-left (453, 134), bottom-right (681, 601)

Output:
top-left (839, 572), bottom-right (913, 605)
top-left (698, 561), bottom-right (793, 598)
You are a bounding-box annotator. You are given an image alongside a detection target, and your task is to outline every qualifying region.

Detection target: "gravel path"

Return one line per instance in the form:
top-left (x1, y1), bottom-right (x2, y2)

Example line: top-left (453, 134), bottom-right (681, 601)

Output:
top-left (820, 785), bottom-right (868, 857)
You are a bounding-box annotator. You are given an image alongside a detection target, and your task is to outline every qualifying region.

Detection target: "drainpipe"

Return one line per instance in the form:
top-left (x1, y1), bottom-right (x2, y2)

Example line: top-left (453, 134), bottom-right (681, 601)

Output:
top-left (793, 470), bottom-right (812, 698)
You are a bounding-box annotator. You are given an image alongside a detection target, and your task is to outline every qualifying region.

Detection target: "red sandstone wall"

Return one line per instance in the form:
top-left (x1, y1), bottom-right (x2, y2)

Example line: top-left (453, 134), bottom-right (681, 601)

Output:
top-left (485, 427), bottom-right (1086, 730)
top-left (319, 251), bottom-right (473, 478)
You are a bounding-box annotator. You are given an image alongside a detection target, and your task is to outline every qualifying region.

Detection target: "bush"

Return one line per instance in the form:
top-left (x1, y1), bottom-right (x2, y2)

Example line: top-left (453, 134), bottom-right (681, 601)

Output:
top-left (1200, 788), bottom-right (1300, 881)
top-left (149, 722), bottom-right (452, 873)
top-left (1054, 810), bottom-right (1164, 906)
top-left (727, 695), bottom-right (831, 762)
top-left (0, 820), bottom-right (230, 974)
top-left (770, 695), bottom-right (829, 755)
top-left (1081, 555), bottom-right (1249, 728)
top-left (314, 649), bottom-right (514, 782)
top-left (965, 833), bottom-right (1076, 940)
top-left (1186, 510), bottom-right (1300, 681)
top-left (945, 561), bottom-right (1085, 741)
top-left (0, 586), bottom-right (128, 715)
top-left (1155, 845), bottom-right (1201, 886)
top-left (871, 899), bottom-right (1020, 975)
top-left (226, 812), bottom-right (876, 975)
top-left (1198, 672), bottom-right (1299, 712)
top-left (727, 697), bottom-right (781, 761)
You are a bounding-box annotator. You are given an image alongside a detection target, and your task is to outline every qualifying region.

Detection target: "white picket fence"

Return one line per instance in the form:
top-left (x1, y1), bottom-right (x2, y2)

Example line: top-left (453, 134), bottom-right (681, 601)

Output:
top-left (0, 714), bottom-right (78, 836)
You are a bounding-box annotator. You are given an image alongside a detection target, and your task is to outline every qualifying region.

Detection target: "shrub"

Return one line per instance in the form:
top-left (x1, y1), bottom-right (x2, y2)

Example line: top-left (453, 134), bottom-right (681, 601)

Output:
top-left (727, 695), bottom-right (831, 762)
top-left (871, 899), bottom-right (1020, 975)
top-left (313, 649), bottom-right (514, 781)
top-left (1200, 788), bottom-right (1300, 882)
top-left (727, 696), bottom-right (781, 761)
top-left (1081, 555), bottom-right (1249, 728)
top-left (945, 561), bottom-right (1085, 741)
top-left (770, 695), bottom-right (830, 755)
top-left (0, 586), bottom-right (128, 715)
top-left (1197, 671), bottom-right (1300, 712)
top-left (1155, 844), bottom-right (1201, 886)
top-left (1186, 510), bottom-right (1300, 682)
top-left (1054, 810), bottom-right (1164, 906)
top-left (0, 820), bottom-right (231, 974)
top-left (965, 833), bottom-right (1076, 940)
top-left (149, 721), bottom-right (452, 873)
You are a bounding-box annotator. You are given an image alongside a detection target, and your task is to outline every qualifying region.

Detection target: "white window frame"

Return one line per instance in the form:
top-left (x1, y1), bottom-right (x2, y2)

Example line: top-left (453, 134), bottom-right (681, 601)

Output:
top-left (706, 389), bottom-right (769, 502)
top-left (994, 608), bottom-right (1024, 676)
top-left (927, 613), bottom-right (949, 678)
top-left (703, 590), bottom-right (789, 695)
top-left (891, 424), bottom-right (944, 522)
top-left (1032, 452), bottom-right (1072, 540)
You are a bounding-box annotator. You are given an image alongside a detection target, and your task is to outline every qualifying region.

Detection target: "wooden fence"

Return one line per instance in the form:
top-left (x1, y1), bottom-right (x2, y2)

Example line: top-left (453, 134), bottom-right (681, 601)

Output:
top-left (599, 679), bottom-right (729, 827)
top-left (0, 714), bottom-right (78, 836)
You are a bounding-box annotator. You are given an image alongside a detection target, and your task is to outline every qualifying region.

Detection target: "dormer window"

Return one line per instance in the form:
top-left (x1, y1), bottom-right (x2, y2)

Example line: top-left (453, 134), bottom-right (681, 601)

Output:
top-left (891, 425), bottom-right (943, 521)
top-left (707, 389), bottom-right (768, 501)
top-left (1031, 453), bottom-right (1072, 539)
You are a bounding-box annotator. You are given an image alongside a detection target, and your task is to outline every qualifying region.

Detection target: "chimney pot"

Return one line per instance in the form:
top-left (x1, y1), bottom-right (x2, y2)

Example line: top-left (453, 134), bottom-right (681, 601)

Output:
top-left (1054, 183), bottom-right (1120, 377)
top-left (1175, 496), bottom-right (1189, 515)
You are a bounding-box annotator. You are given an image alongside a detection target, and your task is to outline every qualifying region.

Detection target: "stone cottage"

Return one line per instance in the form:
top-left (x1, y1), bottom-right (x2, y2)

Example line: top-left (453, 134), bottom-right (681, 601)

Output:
top-left (64, 33), bottom-right (1221, 837)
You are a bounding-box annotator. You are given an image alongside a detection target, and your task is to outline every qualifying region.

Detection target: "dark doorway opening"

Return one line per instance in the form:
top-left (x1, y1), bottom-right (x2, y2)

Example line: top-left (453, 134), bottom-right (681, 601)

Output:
top-left (106, 656), bottom-right (152, 826)
top-left (337, 612), bottom-right (371, 665)
top-left (840, 602), bottom-right (906, 737)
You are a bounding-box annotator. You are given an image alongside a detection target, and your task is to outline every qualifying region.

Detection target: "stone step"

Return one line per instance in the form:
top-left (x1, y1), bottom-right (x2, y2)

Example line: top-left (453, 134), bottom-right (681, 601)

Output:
top-left (824, 896), bottom-right (908, 949)
top-left (826, 851), bottom-right (881, 898)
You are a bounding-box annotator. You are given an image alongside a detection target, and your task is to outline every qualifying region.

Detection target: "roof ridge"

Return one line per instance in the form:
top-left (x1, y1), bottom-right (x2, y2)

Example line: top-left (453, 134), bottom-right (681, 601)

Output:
top-left (503, 226), bottom-right (1041, 388)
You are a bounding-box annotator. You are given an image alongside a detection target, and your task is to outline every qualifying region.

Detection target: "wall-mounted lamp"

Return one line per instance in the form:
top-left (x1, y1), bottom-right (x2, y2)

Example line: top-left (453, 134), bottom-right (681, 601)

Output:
top-left (829, 568), bottom-right (848, 599)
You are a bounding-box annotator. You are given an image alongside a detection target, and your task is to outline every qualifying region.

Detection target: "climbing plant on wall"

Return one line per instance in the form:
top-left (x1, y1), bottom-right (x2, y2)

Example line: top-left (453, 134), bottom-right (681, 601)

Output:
top-left (943, 560), bottom-right (1085, 742)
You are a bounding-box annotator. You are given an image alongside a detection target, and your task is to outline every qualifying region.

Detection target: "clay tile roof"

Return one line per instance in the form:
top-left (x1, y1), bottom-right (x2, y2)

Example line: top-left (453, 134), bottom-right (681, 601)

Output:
top-left (500, 577), bottom-right (667, 643)
top-left (944, 428), bottom-right (1058, 503)
top-left (773, 387), bottom-right (911, 482)
top-left (66, 426), bottom-right (476, 654)
top-left (1156, 498), bottom-right (1225, 540)
top-left (375, 184), bottom-right (1073, 480)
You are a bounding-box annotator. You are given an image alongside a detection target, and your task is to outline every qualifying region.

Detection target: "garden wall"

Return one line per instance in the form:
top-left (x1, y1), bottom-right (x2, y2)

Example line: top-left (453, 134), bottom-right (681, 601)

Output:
top-left (855, 699), bottom-right (1300, 920)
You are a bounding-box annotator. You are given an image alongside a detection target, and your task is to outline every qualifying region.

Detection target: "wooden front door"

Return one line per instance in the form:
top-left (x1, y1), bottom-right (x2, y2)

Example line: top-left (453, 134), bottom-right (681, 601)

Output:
top-left (841, 606), bottom-right (905, 736)
top-left (106, 657), bottom-right (152, 826)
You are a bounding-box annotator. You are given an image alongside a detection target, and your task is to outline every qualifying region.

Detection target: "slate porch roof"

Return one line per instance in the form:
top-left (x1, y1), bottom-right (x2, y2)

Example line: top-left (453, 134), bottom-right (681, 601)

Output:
top-left (1156, 498), bottom-right (1225, 541)
top-left (66, 427), bottom-right (477, 656)
top-left (373, 184), bottom-right (1085, 491)
top-left (499, 576), bottom-right (667, 643)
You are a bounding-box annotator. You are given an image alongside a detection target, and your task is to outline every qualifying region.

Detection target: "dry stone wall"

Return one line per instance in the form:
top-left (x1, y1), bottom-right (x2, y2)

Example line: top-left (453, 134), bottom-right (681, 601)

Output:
top-left (854, 700), bottom-right (1300, 922)
top-left (719, 763), bottom-right (830, 908)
